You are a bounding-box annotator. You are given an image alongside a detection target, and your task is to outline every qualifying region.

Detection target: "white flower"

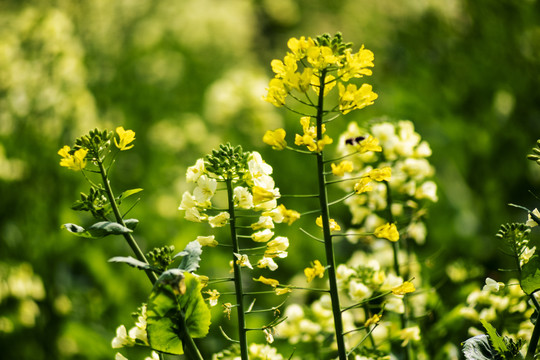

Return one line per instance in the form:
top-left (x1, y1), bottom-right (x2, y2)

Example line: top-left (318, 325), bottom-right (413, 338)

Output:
top-left (415, 180), bottom-right (438, 202)
top-left (112, 325), bottom-right (133, 348)
top-left (186, 158), bottom-right (205, 183)
top-left (178, 191), bottom-right (196, 211)
top-left (527, 208), bottom-right (540, 227)
top-left (115, 353), bottom-right (129, 360)
top-left (257, 257), bottom-right (278, 271)
top-left (144, 351), bottom-right (160, 360)
top-left (248, 151), bottom-right (273, 177)
top-left (399, 326), bottom-right (421, 346)
top-left (482, 277), bottom-right (504, 293)
top-left (348, 280), bottom-right (372, 301)
top-left (234, 253), bottom-right (253, 269)
top-left (208, 212), bottom-right (230, 227)
top-left (233, 186), bottom-right (254, 209)
top-left (184, 207), bottom-right (207, 223)
top-left (251, 229), bottom-right (274, 242)
top-left (521, 246), bottom-right (536, 266)
top-left (196, 235), bottom-right (218, 247)
top-left (193, 175), bottom-right (217, 204)
top-left (251, 215), bottom-right (275, 230)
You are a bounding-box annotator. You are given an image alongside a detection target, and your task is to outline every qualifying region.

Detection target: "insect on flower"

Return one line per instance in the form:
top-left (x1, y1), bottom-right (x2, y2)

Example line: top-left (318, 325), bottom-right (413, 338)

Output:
top-left (345, 136), bottom-right (366, 146)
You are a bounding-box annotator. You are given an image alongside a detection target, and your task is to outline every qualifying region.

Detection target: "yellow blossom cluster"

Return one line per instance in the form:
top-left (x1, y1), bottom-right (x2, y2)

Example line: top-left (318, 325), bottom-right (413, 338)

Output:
top-left (263, 35), bottom-right (377, 113)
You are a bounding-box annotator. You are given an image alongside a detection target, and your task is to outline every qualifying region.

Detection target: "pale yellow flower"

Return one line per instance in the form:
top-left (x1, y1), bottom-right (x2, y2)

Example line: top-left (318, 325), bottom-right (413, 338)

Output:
top-left (304, 260), bottom-right (325, 282)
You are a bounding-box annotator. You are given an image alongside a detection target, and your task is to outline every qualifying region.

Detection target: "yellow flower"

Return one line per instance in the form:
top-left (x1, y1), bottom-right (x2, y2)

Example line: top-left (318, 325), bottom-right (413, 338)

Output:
top-left (364, 314), bottom-right (381, 327)
top-left (287, 36), bottom-right (314, 59)
top-left (196, 235), bottom-right (218, 247)
top-left (311, 73), bottom-right (336, 96)
top-left (392, 281), bottom-right (415, 295)
top-left (374, 223), bottom-right (399, 242)
top-left (263, 78), bottom-right (287, 107)
top-left (203, 289), bottom-right (220, 307)
top-left (304, 260), bottom-right (325, 282)
top-left (367, 167), bottom-right (392, 182)
top-left (263, 129), bottom-right (287, 150)
top-left (222, 303), bottom-right (233, 320)
top-left (253, 276), bottom-right (279, 287)
top-left (338, 83), bottom-right (378, 114)
top-left (251, 229), bottom-right (274, 243)
top-left (58, 146), bottom-right (88, 171)
top-left (277, 204), bottom-right (300, 225)
top-left (316, 216), bottom-right (341, 232)
top-left (270, 54), bottom-right (297, 78)
top-left (338, 46), bottom-right (375, 81)
top-left (208, 212), bottom-right (230, 228)
top-left (252, 186), bottom-right (280, 204)
top-left (114, 127), bottom-right (136, 151)
top-left (356, 135), bottom-right (382, 153)
top-left (331, 160), bottom-right (354, 176)
top-left (286, 67), bottom-right (313, 92)
top-left (315, 135), bottom-right (333, 152)
top-left (354, 178), bottom-right (373, 194)
top-left (306, 45), bottom-right (339, 69)
top-left (275, 287), bottom-right (292, 295)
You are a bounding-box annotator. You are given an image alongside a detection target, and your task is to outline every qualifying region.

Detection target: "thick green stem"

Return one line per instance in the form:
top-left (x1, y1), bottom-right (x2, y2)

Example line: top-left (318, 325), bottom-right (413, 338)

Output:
top-left (316, 68), bottom-right (348, 360)
top-left (97, 159), bottom-right (204, 360)
top-left (526, 294), bottom-right (540, 359)
top-left (226, 178), bottom-right (249, 360)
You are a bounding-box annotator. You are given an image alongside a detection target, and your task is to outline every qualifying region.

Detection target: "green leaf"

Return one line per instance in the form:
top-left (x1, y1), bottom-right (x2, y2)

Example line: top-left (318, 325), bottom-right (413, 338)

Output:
top-left (87, 221), bottom-right (132, 237)
top-left (174, 240), bottom-right (203, 273)
top-left (62, 223), bottom-right (92, 238)
top-left (520, 255), bottom-right (540, 294)
top-left (462, 335), bottom-right (502, 360)
top-left (123, 218), bottom-right (139, 230)
top-left (108, 256), bottom-right (156, 271)
top-left (146, 271), bottom-right (211, 355)
top-left (480, 320), bottom-right (508, 355)
top-left (61, 221), bottom-right (132, 239)
top-left (118, 188), bottom-right (143, 201)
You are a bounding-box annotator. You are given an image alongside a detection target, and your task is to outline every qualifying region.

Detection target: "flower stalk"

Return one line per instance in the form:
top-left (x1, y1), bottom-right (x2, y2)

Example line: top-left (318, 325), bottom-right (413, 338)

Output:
top-left (315, 68), bottom-right (348, 360)
top-left (225, 178), bottom-right (249, 360)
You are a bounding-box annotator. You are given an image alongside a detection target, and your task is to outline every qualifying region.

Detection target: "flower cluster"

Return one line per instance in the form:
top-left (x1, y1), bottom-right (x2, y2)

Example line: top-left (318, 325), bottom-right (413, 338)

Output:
top-left (179, 144), bottom-right (300, 310)
top-left (336, 119), bottom-right (437, 245)
top-left (112, 305), bottom-right (149, 349)
top-left (276, 241), bottom-right (422, 355)
top-left (459, 278), bottom-right (532, 342)
top-left (263, 33), bottom-right (377, 111)
top-left (262, 33), bottom-right (378, 155)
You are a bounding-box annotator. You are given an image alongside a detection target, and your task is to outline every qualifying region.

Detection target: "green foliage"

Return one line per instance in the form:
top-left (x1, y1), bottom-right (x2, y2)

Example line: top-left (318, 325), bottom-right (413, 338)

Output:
top-left (61, 221), bottom-right (133, 238)
top-left (204, 143), bottom-right (250, 179)
top-left (146, 271), bottom-right (211, 355)
top-left (174, 240), bottom-right (203, 273)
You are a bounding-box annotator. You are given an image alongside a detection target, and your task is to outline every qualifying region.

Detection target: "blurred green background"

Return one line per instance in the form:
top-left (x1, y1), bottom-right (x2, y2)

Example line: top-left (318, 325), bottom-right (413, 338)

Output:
top-left (1, 0), bottom-right (540, 358)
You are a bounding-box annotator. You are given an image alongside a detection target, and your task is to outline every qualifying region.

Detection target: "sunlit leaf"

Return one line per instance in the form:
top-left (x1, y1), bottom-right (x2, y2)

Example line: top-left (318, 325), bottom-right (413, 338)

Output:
top-left (108, 256), bottom-right (157, 271)
top-left (118, 188), bottom-right (143, 201)
top-left (480, 320), bottom-right (507, 356)
top-left (462, 335), bottom-right (502, 360)
top-left (174, 240), bottom-right (203, 273)
top-left (520, 255), bottom-right (540, 294)
top-left (146, 271), bottom-right (211, 355)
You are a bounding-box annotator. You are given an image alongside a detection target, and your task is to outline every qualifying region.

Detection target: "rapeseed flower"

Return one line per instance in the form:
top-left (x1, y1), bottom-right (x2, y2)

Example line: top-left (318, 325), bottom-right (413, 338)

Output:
top-left (316, 216), bottom-right (341, 232)
top-left (374, 223), bottom-right (399, 242)
top-left (204, 289), bottom-right (220, 307)
top-left (304, 260), bottom-right (325, 282)
top-left (58, 146), bottom-right (88, 171)
top-left (263, 129), bottom-right (287, 150)
top-left (331, 160), bottom-right (354, 176)
top-left (392, 281), bottom-right (415, 295)
top-left (114, 127), bottom-right (136, 151)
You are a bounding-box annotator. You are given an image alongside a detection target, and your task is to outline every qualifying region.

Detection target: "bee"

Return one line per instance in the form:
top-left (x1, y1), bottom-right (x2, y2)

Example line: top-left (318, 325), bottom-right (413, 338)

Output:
top-left (345, 136), bottom-right (366, 146)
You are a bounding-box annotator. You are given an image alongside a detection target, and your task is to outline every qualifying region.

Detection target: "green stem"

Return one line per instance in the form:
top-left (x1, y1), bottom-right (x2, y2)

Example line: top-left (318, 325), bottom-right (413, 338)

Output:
top-left (97, 159), bottom-right (203, 360)
top-left (383, 180), bottom-right (412, 360)
top-left (315, 68), bottom-right (348, 360)
top-left (526, 294), bottom-right (540, 359)
top-left (226, 178), bottom-right (249, 360)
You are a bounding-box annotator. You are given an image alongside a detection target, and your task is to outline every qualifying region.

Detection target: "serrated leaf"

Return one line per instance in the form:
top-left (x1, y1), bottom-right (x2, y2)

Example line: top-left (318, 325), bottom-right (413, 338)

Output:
top-left (480, 320), bottom-right (508, 355)
top-left (462, 335), bottom-right (502, 360)
top-left (146, 271), bottom-right (211, 355)
top-left (520, 255), bottom-right (540, 294)
top-left (108, 256), bottom-right (155, 271)
top-left (118, 188), bottom-right (143, 201)
top-left (174, 240), bottom-right (203, 273)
